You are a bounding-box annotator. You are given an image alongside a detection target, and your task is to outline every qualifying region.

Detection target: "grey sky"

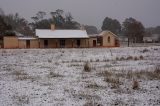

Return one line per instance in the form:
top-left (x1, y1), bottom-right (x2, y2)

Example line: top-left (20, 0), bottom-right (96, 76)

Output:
top-left (0, 0), bottom-right (160, 29)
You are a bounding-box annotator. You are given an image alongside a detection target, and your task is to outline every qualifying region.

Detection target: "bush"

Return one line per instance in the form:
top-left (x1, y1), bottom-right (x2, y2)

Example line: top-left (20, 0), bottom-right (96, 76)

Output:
top-left (139, 55), bottom-right (144, 60)
top-left (134, 57), bottom-right (139, 61)
top-left (48, 72), bottom-right (63, 78)
top-left (132, 80), bottom-right (139, 90)
top-left (84, 62), bottom-right (91, 72)
top-left (126, 56), bottom-right (133, 60)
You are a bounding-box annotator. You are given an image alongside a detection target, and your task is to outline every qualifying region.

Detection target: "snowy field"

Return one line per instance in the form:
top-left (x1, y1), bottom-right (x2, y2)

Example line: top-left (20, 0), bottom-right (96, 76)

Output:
top-left (0, 47), bottom-right (160, 106)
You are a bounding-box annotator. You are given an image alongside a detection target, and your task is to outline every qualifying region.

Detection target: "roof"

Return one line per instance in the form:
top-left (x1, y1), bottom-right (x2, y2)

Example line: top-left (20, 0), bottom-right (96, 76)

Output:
top-left (18, 36), bottom-right (38, 40)
top-left (36, 29), bottom-right (89, 39)
top-left (88, 34), bottom-right (99, 38)
top-left (99, 30), bottom-right (118, 38)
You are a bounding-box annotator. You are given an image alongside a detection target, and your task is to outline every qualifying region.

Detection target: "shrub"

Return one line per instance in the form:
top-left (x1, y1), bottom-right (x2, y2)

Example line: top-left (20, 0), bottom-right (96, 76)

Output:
top-left (119, 57), bottom-right (125, 61)
top-left (142, 49), bottom-right (149, 53)
top-left (48, 72), bottom-right (63, 78)
top-left (48, 59), bottom-right (52, 63)
top-left (96, 59), bottom-right (100, 62)
top-left (139, 55), bottom-right (144, 60)
top-left (116, 57), bottom-right (119, 61)
top-left (84, 62), bottom-right (91, 72)
top-left (132, 80), bottom-right (139, 90)
top-left (134, 57), bottom-right (139, 61)
top-left (126, 56), bottom-right (133, 60)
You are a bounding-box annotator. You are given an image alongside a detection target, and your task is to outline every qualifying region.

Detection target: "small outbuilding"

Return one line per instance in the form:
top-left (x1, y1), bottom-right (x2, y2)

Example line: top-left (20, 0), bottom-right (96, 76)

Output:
top-left (3, 36), bottom-right (19, 49)
top-left (99, 31), bottom-right (120, 47)
top-left (18, 37), bottom-right (39, 48)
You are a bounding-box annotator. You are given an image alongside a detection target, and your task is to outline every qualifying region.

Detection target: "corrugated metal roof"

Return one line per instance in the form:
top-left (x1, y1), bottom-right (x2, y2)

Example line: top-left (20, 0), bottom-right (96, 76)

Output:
top-left (36, 29), bottom-right (89, 38)
top-left (18, 37), bottom-right (37, 40)
top-left (99, 30), bottom-right (118, 38)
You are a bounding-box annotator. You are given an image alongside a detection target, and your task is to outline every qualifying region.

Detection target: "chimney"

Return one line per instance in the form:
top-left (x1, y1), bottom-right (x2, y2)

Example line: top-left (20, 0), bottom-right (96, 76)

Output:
top-left (51, 24), bottom-right (55, 30)
top-left (80, 25), bottom-right (85, 30)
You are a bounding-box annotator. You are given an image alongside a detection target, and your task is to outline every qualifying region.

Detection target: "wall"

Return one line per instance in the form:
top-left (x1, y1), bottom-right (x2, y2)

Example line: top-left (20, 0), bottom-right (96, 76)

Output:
top-left (39, 38), bottom-right (89, 48)
top-left (3, 36), bottom-right (19, 49)
top-left (89, 37), bottom-right (97, 47)
top-left (18, 39), bottom-right (39, 48)
top-left (102, 33), bottom-right (116, 47)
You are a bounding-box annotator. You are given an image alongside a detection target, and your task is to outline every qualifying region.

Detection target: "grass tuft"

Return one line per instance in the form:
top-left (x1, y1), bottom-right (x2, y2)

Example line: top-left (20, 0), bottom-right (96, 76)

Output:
top-left (84, 62), bottom-right (91, 72)
top-left (132, 80), bottom-right (139, 90)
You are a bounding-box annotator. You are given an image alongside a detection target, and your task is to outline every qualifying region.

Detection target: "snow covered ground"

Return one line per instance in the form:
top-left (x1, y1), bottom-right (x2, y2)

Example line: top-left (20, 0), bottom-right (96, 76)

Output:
top-left (0, 46), bottom-right (160, 106)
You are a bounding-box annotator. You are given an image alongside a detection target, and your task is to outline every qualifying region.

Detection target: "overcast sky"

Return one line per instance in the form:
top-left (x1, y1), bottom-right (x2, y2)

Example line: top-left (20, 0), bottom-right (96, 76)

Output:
top-left (0, 0), bottom-right (160, 29)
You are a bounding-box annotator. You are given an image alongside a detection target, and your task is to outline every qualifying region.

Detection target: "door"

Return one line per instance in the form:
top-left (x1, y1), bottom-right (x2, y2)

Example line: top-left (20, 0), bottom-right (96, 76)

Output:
top-left (93, 40), bottom-right (96, 47)
top-left (77, 39), bottom-right (81, 47)
top-left (44, 40), bottom-right (48, 48)
top-left (26, 40), bottom-right (30, 48)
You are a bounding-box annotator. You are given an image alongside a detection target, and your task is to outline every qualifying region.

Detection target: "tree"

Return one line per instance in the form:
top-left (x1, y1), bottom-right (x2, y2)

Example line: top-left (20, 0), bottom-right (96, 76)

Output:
top-left (0, 15), bottom-right (12, 35)
top-left (50, 10), bottom-right (80, 29)
top-left (122, 17), bottom-right (145, 44)
top-left (0, 8), bottom-right (5, 16)
top-left (154, 26), bottom-right (160, 34)
top-left (84, 25), bottom-right (98, 34)
top-left (4, 13), bottom-right (33, 36)
top-left (102, 17), bottom-right (121, 34)
top-left (36, 11), bottom-right (46, 20)
top-left (63, 12), bottom-right (80, 29)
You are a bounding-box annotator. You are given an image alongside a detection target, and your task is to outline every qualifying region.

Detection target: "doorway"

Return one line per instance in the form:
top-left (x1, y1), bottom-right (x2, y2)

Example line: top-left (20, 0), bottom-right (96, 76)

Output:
top-left (77, 39), bottom-right (81, 47)
top-left (93, 40), bottom-right (97, 47)
top-left (26, 40), bottom-right (30, 48)
top-left (44, 40), bottom-right (48, 48)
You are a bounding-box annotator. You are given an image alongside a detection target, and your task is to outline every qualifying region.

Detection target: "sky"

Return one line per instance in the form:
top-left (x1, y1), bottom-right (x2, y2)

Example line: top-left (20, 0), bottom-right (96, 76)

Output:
top-left (0, 0), bottom-right (160, 29)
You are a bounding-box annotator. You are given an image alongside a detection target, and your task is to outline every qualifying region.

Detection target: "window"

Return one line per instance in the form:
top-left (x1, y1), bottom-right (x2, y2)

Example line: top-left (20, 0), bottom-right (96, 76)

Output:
top-left (44, 40), bottom-right (48, 48)
top-left (108, 36), bottom-right (110, 43)
top-left (60, 39), bottom-right (65, 48)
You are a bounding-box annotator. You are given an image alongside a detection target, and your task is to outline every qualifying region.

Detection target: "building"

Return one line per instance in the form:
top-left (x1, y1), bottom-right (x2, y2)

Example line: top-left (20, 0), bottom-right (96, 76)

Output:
top-left (143, 34), bottom-right (160, 43)
top-left (1, 25), bottom-right (120, 49)
top-left (36, 25), bottom-right (89, 48)
top-left (3, 36), bottom-right (39, 49)
top-left (3, 36), bottom-right (19, 49)
top-left (88, 31), bottom-right (120, 47)
top-left (98, 31), bottom-right (120, 47)
top-left (18, 37), bottom-right (39, 48)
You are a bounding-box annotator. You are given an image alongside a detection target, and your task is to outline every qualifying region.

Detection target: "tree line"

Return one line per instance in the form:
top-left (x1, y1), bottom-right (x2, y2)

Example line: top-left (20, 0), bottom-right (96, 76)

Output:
top-left (0, 8), bottom-right (160, 43)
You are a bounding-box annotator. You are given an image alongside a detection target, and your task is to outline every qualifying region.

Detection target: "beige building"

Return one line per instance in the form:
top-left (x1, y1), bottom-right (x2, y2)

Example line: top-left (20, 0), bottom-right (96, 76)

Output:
top-left (18, 37), bottom-right (39, 48)
top-left (3, 36), bottom-right (39, 49)
top-left (36, 25), bottom-right (89, 48)
top-left (98, 31), bottom-right (120, 47)
top-left (88, 34), bottom-right (98, 47)
top-left (3, 36), bottom-right (19, 49)
top-left (2, 25), bottom-right (119, 49)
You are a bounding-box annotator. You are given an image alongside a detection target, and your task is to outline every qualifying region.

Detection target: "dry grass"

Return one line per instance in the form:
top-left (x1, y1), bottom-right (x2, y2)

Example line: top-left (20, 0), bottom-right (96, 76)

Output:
top-left (116, 55), bottom-right (144, 61)
top-left (12, 70), bottom-right (34, 81)
top-left (83, 101), bottom-right (103, 106)
top-left (142, 48), bottom-right (149, 53)
top-left (48, 71), bottom-right (63, 78)
top-left (86, 83), bottom-right (105, 89)
top-left (12, 94), bottom-right (29, 105)
top-left (72, 93), bottom-right (101, 101)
